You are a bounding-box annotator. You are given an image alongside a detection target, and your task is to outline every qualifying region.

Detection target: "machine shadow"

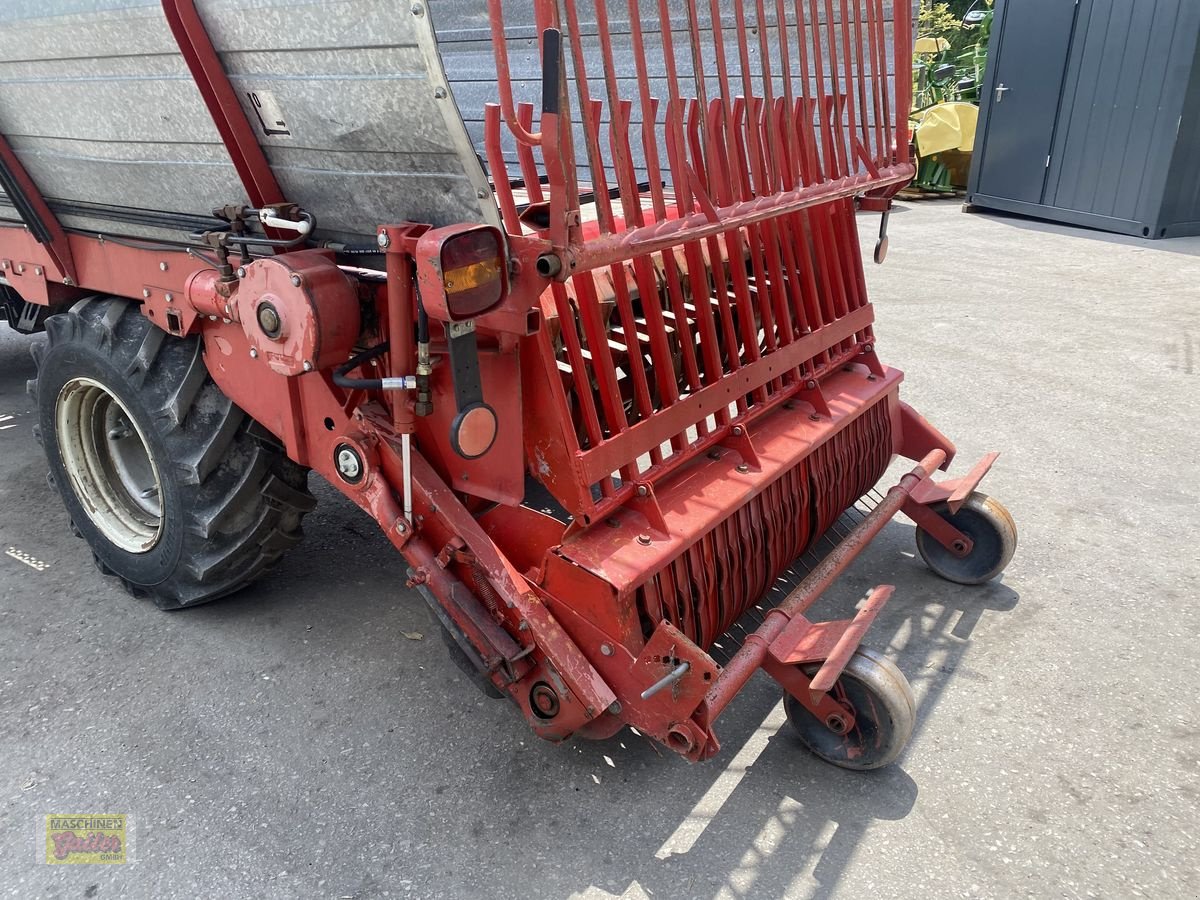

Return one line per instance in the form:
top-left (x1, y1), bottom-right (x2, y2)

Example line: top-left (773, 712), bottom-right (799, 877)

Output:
top-left (538, 515), bottom-right (1019, 900)
top-left (212, 484), bottom-right (1019, 900)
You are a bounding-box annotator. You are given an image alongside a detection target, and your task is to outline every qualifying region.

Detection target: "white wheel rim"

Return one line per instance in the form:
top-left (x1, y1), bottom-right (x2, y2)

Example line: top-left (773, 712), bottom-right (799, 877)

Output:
top-left (56, 377), bottom-right (164, 554)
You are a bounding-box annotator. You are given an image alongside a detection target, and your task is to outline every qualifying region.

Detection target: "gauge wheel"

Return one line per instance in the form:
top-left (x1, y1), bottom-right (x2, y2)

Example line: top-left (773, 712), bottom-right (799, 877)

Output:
top-left (784, 647), bottom-right (916, 770)
top-left (915, 491), bottom-right (1017, 585)
top-left (31, 297), bottom-right (315, 609)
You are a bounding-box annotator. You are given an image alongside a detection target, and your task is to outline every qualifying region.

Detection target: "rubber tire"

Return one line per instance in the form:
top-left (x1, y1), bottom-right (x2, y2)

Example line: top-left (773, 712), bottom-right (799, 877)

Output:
top-left (915, 492), bottom-right (1017, 586)
top-left (31, 297), bottom-right (315, 609)
top-left (783, 647), bottom-right (916, 771)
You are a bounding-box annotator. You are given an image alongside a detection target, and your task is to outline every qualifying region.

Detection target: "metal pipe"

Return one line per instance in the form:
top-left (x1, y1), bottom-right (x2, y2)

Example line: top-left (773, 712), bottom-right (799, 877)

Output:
top-left (703, 449), bottom-right (946, 722)
top-left (641, 662), bottom-right (690, 700)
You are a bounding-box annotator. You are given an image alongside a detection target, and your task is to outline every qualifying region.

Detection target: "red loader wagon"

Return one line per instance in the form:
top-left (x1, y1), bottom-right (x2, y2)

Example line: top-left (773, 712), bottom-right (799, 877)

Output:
top-left (0, 0), bottom-right (1016, 769)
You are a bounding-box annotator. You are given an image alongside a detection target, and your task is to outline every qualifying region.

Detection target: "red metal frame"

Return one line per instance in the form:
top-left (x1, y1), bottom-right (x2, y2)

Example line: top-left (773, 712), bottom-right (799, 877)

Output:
top-left (0, 0), bottom-right (1010, 764)
top-left (160, 0), bottom-right (286, 210)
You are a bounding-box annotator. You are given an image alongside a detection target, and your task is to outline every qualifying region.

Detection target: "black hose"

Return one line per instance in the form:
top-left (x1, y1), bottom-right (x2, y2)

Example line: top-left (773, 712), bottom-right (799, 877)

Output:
top-left (332, 342), bottom-right (391, 390)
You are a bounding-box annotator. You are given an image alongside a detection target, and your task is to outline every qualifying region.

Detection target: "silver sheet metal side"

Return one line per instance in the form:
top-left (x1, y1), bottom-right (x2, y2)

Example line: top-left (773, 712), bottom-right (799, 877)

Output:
top-left (0, 0), bottom-right (498, 244)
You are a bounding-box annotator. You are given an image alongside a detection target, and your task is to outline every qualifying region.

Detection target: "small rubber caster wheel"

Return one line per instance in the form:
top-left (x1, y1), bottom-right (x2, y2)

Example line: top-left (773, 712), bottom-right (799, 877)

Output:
top-left (915, 491), bottom-right (1017, 585)
top-left (784, 647), bottom-right (916, 771)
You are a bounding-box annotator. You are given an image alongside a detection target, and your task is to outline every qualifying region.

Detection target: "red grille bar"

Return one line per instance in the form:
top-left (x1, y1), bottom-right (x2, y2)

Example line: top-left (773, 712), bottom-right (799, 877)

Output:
top-left (487, 1), bottom-right (913, 520)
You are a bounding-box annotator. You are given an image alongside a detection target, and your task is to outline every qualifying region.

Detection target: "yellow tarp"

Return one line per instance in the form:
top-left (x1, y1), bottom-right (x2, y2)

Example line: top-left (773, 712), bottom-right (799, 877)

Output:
top-left (914, 36), bottom-right (951, 53)
top-left (913, 102), bottom-right (979, 157)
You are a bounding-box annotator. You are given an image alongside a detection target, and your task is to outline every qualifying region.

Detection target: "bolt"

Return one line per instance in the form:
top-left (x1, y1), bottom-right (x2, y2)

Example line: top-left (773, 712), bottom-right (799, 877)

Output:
top-left (16, 264), bottom-right (24, 273)
top-left (164, 292), bottom-right (174, 303)
top-left (410, 2), bottom-right (424, 13)
top-left (302, 360), bottom-right (313, 372)
top-left (336, 447), bottom-right (362, 480)
top-left (290, 274), bottom-right (302, 287)
top-left (63, 278), bottom-right (73, 285)
top-left (434, 87), bottom-right (447, 99)
top-left (707, 450), bottom-right (722, 460)
top-left (237, 267), bottom-right (247, 278)
top-left (249, 348), bottom-right (258, 359)
top-left (637, 534), bottom-right (651, 545)
top-left (809, 413), bottom-right (821, 421)
top-left (377, 231), bottom-right (390, 249)
top-left (600, 643), bottom-right (614, 657)
top-left (862, 343), bottom-right (873, 353)
top-left (0, 261), bottom-right (7, 269)
top-left (142, 289), bottom-right (151, 299)
top-left (736, 463), bottom-right (750, 474)
top-left (159, 262), bottom-right (169, 272)
top-left (806, 379), bottom-right (817, 390)
top-left (866, 374), bottom-right (877, 382)
top-left (607, 701), bottom-right (622, 715)
top-left (477, 188), bottom-right (488, 199)
top-left (732, 425), bottom-right (743, 436)
top-left (636, 484), bottom-right (649, 497)
top-left (33, 267), bottom-right (42, 277)
top-left (396, 519), bottom-right (408, 534)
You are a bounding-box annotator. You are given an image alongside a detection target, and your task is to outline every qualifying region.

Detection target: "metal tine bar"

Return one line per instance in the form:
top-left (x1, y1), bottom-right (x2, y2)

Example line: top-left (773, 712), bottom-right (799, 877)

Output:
top-left (682, 0), bottom-right (717, 196)
top-left (836, 0), bottom-right (862, 176)
top-left (626, 0), bottom-right (671, 223)
top-left (774, 0), bottom-right (800, 186)
top-left (752, 0), bottom-right (781, 192)
top-left (549, 283), bottom-right (605, 454)
top-left (864, 0), bottom-right (885, 163)
top-left (724, 103), bottom-right (778, 388)
top-left (515, 103), bottom-right (545, 206)
top-left (745, 98), bottom-right (801, 375)
top-left (655, 2), bottom-right (698, 220)
top-left (706, 0), bottom-right (742, 204)
top-left (484, 104), bottom-right (522, 234)
top-left (598, 97), bottom-right (686, 435)
top-left (622, 5), bottom-right (707, 415)
top-left (561, 1), bottom-right (616, 235)
top-left (591, 0), bottom-right (641, 216)
top-left (624, 8), bottom-right (705, 434)
top-left (571, 274), bottom-right (633, 451)
top-left (871, 0), bottom-right (891, 163)
top-left (821, 0), bottom-right (851, 178)
top-left (894, 0), bottom-right (913, 165)
top-left (691, 102), bottom-right (744, 400)
top-left (794, 0), bottom-right (825, 182)
top-left (609, 107), bottom-right (689, 450)
top-left (850, 0), bottom-right (872, 165)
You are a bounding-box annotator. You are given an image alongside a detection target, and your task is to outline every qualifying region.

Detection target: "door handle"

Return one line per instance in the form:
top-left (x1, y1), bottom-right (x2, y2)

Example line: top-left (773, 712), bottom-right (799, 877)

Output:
top-left (995, 83), bottom-right (1010, 104)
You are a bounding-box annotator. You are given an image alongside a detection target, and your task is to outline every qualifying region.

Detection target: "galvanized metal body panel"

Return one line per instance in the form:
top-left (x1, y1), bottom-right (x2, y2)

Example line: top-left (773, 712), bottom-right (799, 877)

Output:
top-left (0, 0), bottom-right (498, 244)
top-left (969, 0), bottom-right (1200, 239)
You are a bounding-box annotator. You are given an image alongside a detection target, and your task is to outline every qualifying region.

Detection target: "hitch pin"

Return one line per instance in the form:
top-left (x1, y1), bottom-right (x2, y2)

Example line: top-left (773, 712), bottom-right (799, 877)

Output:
top-left (641, 662), bottom-right (690, 700)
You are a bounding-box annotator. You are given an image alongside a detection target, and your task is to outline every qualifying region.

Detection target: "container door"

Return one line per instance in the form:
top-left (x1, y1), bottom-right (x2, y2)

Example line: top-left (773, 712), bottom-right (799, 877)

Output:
top-left (975, 0), bottom-right (1079, 203)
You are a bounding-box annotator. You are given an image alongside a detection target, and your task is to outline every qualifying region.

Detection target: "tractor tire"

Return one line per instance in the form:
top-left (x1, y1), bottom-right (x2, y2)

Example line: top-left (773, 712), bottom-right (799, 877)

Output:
top-left (30, 296), bottom-right (315, 609)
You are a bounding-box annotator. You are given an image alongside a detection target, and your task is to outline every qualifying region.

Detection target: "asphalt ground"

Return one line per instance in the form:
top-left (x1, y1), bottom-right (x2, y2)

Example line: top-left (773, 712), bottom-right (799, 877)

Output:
top-left (1, 201), bottom-right (1197, 899)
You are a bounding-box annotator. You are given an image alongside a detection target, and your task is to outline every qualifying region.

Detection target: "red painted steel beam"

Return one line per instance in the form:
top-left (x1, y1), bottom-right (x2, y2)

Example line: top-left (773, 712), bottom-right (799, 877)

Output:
top-left (578, 304), bottom-right (875, 483)
top-left (161, 0), bottom-right (285, 209)
top-left (0, 133), bottom-right (77, 286)
top-left (558, 165), bottom-right (914, 277)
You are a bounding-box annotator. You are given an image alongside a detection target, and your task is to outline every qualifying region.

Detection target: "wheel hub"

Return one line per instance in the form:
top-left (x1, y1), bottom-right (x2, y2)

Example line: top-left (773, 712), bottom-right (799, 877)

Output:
top-left (55, 377), bottom-right (164, 554)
